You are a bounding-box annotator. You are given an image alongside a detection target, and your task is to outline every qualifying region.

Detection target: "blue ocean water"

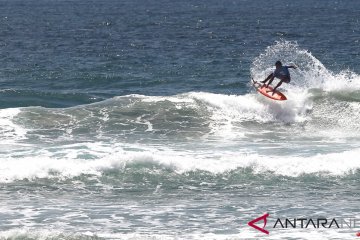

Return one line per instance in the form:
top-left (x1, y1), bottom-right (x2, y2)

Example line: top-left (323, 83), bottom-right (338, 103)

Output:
top-left (0, 0), bottom-right (359, 239)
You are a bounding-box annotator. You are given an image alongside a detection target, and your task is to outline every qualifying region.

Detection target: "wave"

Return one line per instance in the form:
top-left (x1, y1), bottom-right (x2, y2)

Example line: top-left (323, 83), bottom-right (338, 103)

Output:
top-left (1, 143), bottom-right (359, 183)
top-left (1, 41), bottom-right (360, 184)
top-left (2, 86), bottom-right (359, 148)
top-left (1, 42), bottom-right (359, 139)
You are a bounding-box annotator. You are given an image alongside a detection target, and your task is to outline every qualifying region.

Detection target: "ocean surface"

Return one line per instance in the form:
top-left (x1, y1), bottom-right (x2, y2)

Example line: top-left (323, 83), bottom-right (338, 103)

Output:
top-left (0, 0), bottom-right (359, 239)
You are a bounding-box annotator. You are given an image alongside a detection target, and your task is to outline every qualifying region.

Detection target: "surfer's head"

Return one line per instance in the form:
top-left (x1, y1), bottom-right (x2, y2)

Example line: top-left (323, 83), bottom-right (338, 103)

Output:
top-left (275, 61), bottom-right (282, 68)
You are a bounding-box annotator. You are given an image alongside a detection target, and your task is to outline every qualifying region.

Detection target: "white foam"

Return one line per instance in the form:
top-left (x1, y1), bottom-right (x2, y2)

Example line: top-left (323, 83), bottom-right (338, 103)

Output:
top-left (0, 142), bottom-right (359, 183)
top-left (0, 108), bottom-right (27, 143)
top-left (187, 90), bottom-right (311, 125)
top-left (0, 228), bottom-right (95, 240)
top-left (251, 40), bottom-right (360, 92)
top-left (94, 230), bottom-right (360, 240)
top-left (0, 228), bottom-right (355, 240)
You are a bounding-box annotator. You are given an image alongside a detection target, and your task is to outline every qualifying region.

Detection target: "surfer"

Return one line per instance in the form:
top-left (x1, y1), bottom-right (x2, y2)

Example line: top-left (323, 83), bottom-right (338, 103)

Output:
top-left (261, 61), bottom-right (297, 93)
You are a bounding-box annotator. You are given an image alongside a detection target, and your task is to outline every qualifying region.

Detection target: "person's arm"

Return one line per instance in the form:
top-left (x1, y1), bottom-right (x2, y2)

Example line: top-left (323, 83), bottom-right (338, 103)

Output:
top-left (287, 65), bottom-right (297, 69)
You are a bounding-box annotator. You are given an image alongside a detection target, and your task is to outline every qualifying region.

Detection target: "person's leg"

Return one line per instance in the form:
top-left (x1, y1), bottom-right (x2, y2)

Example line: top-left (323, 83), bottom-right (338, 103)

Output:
top-left (261, 74), bottom-right (273, 85)
top-left (265, 76), bottom-right (275, 87)
top-left (273, 76), bottom-right (290, 92)
top-left (273, 80), bottom-right (284, 92)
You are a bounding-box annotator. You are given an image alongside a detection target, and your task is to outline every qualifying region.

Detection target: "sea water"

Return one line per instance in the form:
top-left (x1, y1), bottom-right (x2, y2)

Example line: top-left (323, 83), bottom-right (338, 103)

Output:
top-left (0, 0), bottom-right (359, 239)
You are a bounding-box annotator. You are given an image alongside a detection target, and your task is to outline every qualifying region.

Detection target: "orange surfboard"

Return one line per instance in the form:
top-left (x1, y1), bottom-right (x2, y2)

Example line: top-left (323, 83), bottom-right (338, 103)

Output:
top-left (252, 79), bottom-right (287, 101)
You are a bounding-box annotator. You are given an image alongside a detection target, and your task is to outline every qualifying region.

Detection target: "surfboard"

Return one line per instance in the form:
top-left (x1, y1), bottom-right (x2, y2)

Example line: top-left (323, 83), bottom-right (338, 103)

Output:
top-left (252, 79), bottom-right (287, 101)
